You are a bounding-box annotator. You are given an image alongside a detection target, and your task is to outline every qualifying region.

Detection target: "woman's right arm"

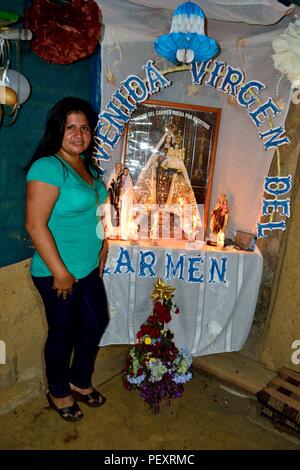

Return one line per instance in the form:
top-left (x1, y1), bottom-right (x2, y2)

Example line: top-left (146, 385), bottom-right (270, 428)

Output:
top-left (25, 180), bottom-right (76, 298)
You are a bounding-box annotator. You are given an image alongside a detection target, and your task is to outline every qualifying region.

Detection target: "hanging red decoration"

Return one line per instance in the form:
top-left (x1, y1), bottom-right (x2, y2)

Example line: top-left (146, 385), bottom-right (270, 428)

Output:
top-left (24, 0), bottom-right (102, 64)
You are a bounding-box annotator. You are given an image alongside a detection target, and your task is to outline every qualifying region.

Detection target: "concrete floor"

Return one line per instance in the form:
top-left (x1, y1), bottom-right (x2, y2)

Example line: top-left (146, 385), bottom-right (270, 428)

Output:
top-left (0, 346), bottom-right (299, 451)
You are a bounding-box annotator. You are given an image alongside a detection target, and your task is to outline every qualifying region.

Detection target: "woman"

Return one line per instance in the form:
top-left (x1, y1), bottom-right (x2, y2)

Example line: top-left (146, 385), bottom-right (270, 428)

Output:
top-left (25, 97), bottom-right (109, 422)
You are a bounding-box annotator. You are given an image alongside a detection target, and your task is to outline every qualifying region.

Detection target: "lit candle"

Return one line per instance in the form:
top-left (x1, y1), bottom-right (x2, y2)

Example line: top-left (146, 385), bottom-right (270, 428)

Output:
top-left (217, 230), bottom-right (225, 248)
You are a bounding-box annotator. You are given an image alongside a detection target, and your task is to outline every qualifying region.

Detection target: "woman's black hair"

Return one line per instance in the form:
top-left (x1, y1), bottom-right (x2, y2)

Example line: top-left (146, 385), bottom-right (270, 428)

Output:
top-left (25, 97), bottom-right (99, 174)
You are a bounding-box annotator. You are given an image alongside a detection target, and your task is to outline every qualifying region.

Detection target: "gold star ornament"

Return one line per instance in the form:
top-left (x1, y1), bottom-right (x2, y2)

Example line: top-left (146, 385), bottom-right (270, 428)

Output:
top-left (150, 277), bottom-right (176, 302)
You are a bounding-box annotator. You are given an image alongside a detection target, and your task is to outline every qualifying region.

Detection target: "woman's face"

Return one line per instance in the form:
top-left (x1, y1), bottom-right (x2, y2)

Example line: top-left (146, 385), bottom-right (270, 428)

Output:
top-left (60, 112), bottom-right (92, 158)
top-left (165, 134), bottom-right (172, 144)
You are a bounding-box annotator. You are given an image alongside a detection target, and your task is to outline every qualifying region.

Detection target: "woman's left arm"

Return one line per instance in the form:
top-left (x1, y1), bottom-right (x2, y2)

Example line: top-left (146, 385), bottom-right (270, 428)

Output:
top-left (97, 181), bottom-right (109, 277)
top-left (99, 238), bottom-right (109, 278)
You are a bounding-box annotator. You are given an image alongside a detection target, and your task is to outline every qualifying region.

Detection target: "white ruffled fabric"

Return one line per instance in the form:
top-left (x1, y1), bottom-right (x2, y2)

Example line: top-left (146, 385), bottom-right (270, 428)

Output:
top-left (272, 19), bottom-right (300, 88)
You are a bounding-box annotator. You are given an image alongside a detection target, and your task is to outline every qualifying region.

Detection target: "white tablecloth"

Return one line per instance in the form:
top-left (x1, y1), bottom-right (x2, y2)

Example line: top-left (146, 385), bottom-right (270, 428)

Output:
top-left (101, 240), bottom-right (263, 356)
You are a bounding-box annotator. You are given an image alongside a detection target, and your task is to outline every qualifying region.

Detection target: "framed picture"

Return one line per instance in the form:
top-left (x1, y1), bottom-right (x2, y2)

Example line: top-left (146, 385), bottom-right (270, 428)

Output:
top-left (122, 99), bottom-right (221, 239)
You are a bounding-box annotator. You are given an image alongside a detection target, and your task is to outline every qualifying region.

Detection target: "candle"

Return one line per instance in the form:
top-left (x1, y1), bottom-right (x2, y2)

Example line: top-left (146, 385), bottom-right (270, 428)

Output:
top-left (217, 230), bottom-right (225, 248)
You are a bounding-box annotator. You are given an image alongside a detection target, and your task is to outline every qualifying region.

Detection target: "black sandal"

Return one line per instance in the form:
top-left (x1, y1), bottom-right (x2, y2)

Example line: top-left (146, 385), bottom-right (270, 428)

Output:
top-left (47, 392), bottom-right (84, 422)
top-left (71, 388), bottom-right (106, 408)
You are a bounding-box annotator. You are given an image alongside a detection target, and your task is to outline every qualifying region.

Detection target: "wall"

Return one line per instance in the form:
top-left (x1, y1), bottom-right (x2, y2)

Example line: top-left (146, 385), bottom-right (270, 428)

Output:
top-left (260, 181), bottom-right (300, 372)
top-left (0, 0), bottom-right (93, 268)
top-left (260, 118), bottom-right (300, 372)
top-left (241, 102), bottom-right (300, 373)
top-left (0, 259), bottom-right (45, 389)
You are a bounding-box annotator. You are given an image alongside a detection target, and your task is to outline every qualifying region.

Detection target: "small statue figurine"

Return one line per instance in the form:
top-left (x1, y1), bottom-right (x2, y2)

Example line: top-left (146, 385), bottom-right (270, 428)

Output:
top-left (107, 162), bottom-right (123, 225)
top-left (209, 193), bottom-right (229, 243)
top-left (104, 162), bottom-right (124, 238)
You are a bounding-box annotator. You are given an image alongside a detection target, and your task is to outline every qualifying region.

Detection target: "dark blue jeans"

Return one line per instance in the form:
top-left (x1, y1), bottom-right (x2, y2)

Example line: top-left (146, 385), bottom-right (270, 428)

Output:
top-left (32, 268), bottom-right (109, 398)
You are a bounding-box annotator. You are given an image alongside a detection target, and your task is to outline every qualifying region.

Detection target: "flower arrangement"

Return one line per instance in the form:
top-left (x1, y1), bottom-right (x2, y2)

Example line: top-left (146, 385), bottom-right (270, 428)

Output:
top-left (123, 278), bottom-right (193, 414)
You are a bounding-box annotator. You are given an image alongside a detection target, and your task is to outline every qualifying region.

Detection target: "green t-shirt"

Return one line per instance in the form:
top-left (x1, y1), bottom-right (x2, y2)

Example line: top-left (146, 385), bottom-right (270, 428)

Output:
top-left (26, 155), bottom-right (108, 279)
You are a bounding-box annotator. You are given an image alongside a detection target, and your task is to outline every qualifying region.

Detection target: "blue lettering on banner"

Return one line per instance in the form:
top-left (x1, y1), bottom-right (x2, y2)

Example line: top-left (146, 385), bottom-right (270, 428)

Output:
top-left (205, 60), bottom-right (225, 88)
top-left (142, 60), bottom-right (171, 95)
top-left (257, 175), bottom-right (292, 238)
top-left (236, 80), bottom-right (266, 109)
top-left (114, 247), bottom-right (135, 274)
top-left (259, 125), bottom-right (291, 150)
top-left (219, 65), bottom-right (245, 96)
top-left (209, 257), bottom-right (228, 284)
top-left (104, 248), bottom-right (230, 284)
top-left (264, 175), bottom-right (292, 196)
top-left (248, 98), bottom-right (281, 128)
top-left (190, 60), bottom-right (211, 85)
top-left (93, 137), bottom-right (112, 161)
top-left (101, 99), bottom-right (131, 132)
top-left (138, 250), bottom-right (157, 277)
top-left (122, 74), bottom-right (148, 103)
top-left (189, 60), bottom-right (291, 239)
top-left (262, 198), bottom-right (290, 217)
top-left (94, 62), bottom-right (170, 171)
top-left (187, 257), bottom-right (205, 283)
top-left (113, 89), bottom-right (136, 113)
top-left (165, 253), bottom-right (185, 281)
top-left (257, 220), bottom-right (286, 238)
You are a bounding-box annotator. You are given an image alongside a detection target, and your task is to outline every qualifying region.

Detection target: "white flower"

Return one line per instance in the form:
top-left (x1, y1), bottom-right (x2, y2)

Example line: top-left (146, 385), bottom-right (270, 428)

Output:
top-left (272, 19), bottom-right (300, 88)
top-left (208, 320), bottom-right (222, 336)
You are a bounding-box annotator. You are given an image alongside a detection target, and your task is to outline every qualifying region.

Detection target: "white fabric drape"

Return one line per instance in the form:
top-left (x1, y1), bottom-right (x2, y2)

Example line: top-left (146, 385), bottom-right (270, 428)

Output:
top-left (101, 241), bottom-right (263, 356)
top-left (98, 1), bottom-right (296, 25)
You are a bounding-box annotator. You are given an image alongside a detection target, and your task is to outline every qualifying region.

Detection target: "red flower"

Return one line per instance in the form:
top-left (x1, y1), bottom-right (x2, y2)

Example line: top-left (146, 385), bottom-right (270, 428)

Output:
top-left (153, 302), bottom-right (172, 323)
top-left (150, 328), bottom-right (160, 338)
top-left (136, 330), bottom-right (143, 340)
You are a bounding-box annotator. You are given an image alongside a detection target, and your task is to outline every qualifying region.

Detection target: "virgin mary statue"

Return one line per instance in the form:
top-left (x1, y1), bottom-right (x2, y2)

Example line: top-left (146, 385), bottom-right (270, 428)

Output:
top-left (134, 131), bottom-right (202, 239)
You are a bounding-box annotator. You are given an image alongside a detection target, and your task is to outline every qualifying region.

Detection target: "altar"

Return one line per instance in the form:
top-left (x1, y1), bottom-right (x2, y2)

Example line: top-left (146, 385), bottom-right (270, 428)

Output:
top-left (101, 240), bottom-right (263, 357)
